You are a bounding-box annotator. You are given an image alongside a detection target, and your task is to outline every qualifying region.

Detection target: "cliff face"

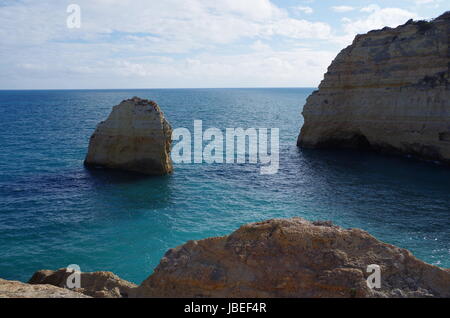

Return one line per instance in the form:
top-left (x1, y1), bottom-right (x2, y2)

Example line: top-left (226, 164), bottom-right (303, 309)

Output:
top-left (298, 12), bottom-right (450, 163)
top-left (135, 218), bottom-right (450, 298)
top-left (84, 97), bottom-right (173, 175)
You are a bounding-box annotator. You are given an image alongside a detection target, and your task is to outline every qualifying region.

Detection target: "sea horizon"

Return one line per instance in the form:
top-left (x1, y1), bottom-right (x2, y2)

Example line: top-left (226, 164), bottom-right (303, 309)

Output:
top-left (0, 87), bottom-right (317, 91)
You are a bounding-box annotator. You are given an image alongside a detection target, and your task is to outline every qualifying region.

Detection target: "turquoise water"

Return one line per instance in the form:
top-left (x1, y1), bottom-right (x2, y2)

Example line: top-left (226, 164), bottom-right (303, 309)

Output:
top-left (0, 88), bottom-right (449, 284)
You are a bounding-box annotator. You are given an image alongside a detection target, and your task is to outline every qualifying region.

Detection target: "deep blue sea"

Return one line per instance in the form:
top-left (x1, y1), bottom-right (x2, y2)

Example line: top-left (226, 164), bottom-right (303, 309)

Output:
top-left (0, 88), bottom-right (449, 284)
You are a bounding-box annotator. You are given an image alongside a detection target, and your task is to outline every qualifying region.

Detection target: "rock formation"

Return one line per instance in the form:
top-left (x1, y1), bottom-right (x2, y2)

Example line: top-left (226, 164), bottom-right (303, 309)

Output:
top-left (84, 97), bottom-right (173, 175)
top-left (28, 269), bottom-right (137, 298)
top-left (298, 12), bottom-right (450, 163)
top-left (3, 218), bottom-right (449, 298)
top-left (135, 218), bottom-right (450, 298)
top-left (0, 278), bottom-right (90, 298)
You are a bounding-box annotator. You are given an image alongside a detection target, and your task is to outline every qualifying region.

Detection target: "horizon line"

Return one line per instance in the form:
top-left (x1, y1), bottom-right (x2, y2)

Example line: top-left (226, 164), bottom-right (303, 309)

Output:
top-left (0, 87), bottom-right (317, 91)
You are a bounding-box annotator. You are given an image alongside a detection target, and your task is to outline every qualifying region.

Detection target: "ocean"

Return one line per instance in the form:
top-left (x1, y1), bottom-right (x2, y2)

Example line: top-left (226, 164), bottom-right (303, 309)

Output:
top-left (0, 88), bottom-right (449, 284)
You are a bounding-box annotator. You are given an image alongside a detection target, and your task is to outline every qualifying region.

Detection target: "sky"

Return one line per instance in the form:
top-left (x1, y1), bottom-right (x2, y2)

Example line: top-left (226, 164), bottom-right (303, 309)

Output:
top-left (0, 0), bottom-right (447, 89)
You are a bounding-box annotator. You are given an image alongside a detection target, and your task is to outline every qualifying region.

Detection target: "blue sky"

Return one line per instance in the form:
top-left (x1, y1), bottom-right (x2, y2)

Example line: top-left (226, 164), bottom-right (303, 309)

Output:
top-left (0, 0), bottom-right (447, 89)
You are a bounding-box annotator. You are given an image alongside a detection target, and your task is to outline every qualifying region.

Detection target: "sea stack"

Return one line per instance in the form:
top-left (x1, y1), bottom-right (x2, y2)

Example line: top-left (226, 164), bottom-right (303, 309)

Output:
top-left (298, 12), bottom-right (450, 163)
top-left (84, 97), bottom-right (173, 175)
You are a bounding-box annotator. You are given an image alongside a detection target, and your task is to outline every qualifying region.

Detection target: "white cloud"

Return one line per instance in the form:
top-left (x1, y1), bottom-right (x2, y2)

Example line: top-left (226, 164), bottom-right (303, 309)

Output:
top-left (266, 18), bottom-right (332, 39)
top-left (415, 0), bottom-right (435, 4)
top-left (293, 6), bottom-right (314, 14)
top-left (0, 0), bottom-right (434, 89)
top-left (331, 6), bottom-right (355, 13)
top-left (204, 0), bottom-right (285, 21)
top-left (250, 40), bottom-right (271, 51)
top-left (107, 48), bottom-right (337, 87)
top-left (360, 4), bottom-right (381, 13)
top-left (0, 0), bottom-right (332, 52)
top-left (324, 6), bottom-right (420, 46)
top-left (2, 42), bottom-right (337, 88)
top-left (0, 0), bottom-right (340, 88)
top-left (343, 7), bottom-right (419, 36)
top-left (414, 0), bottom-right (444, 9)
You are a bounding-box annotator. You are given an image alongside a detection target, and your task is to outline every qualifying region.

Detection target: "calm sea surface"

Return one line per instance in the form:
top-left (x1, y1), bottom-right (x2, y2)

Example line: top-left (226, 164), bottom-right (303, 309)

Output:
top-left (0, 88), bottom-right (449, 284)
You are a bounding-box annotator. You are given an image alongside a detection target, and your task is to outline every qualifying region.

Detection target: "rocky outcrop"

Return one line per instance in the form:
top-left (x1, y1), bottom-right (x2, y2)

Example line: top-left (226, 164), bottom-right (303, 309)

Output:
top-left (0, 278), bottom-right (90, 298)
top-left (84, 97), bottom-right (173, 175)
top-left (28, 269), bottom-right (137, 298)
top-left (298, 12), bottom-right (450, 163)
top-left (135, 218), bottom-right (450, 298)
top-left (3, 219), bottom-right (449, 298)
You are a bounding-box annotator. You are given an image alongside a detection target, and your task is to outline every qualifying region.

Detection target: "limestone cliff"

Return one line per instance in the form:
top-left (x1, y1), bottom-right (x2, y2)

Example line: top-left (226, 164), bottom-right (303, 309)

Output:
top-left (135, 218), bottom-right (450, 298)
top-left (298, 12), bottom-right (450, 163)
top-left (84, 97), bottom-right (173, 175)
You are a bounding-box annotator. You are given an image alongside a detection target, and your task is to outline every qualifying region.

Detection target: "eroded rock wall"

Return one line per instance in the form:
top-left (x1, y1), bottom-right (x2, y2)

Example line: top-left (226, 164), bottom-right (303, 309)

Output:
top-left (298, 12), bottom-right (450, 163)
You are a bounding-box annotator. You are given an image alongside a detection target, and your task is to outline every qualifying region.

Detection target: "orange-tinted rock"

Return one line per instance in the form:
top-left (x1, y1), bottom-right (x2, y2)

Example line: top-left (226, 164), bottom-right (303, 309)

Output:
top-left (28, 269), bottom-right (137, 298)
top-left (0, 278), bottom-right (90, 298)
top-left (135, 218), bottom-right (450, 298)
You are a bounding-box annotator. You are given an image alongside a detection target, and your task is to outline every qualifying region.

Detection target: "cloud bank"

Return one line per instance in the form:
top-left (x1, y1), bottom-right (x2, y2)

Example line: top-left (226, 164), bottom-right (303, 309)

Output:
top-left (0, 0), bottom-right (443, 89)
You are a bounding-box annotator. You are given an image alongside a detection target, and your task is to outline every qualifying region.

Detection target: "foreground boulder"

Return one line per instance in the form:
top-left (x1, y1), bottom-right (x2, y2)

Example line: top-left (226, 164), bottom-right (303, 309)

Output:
top-left (0, 278), bottom-right (90, 298)
top-left (135, 218), bottom-right (450, 298)
top-left (28, 269), bottom-right (137, 298)
top-left (84, 97), bottom-right (173, 175)
top-left (298, 12), bottom-right (450, 163)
